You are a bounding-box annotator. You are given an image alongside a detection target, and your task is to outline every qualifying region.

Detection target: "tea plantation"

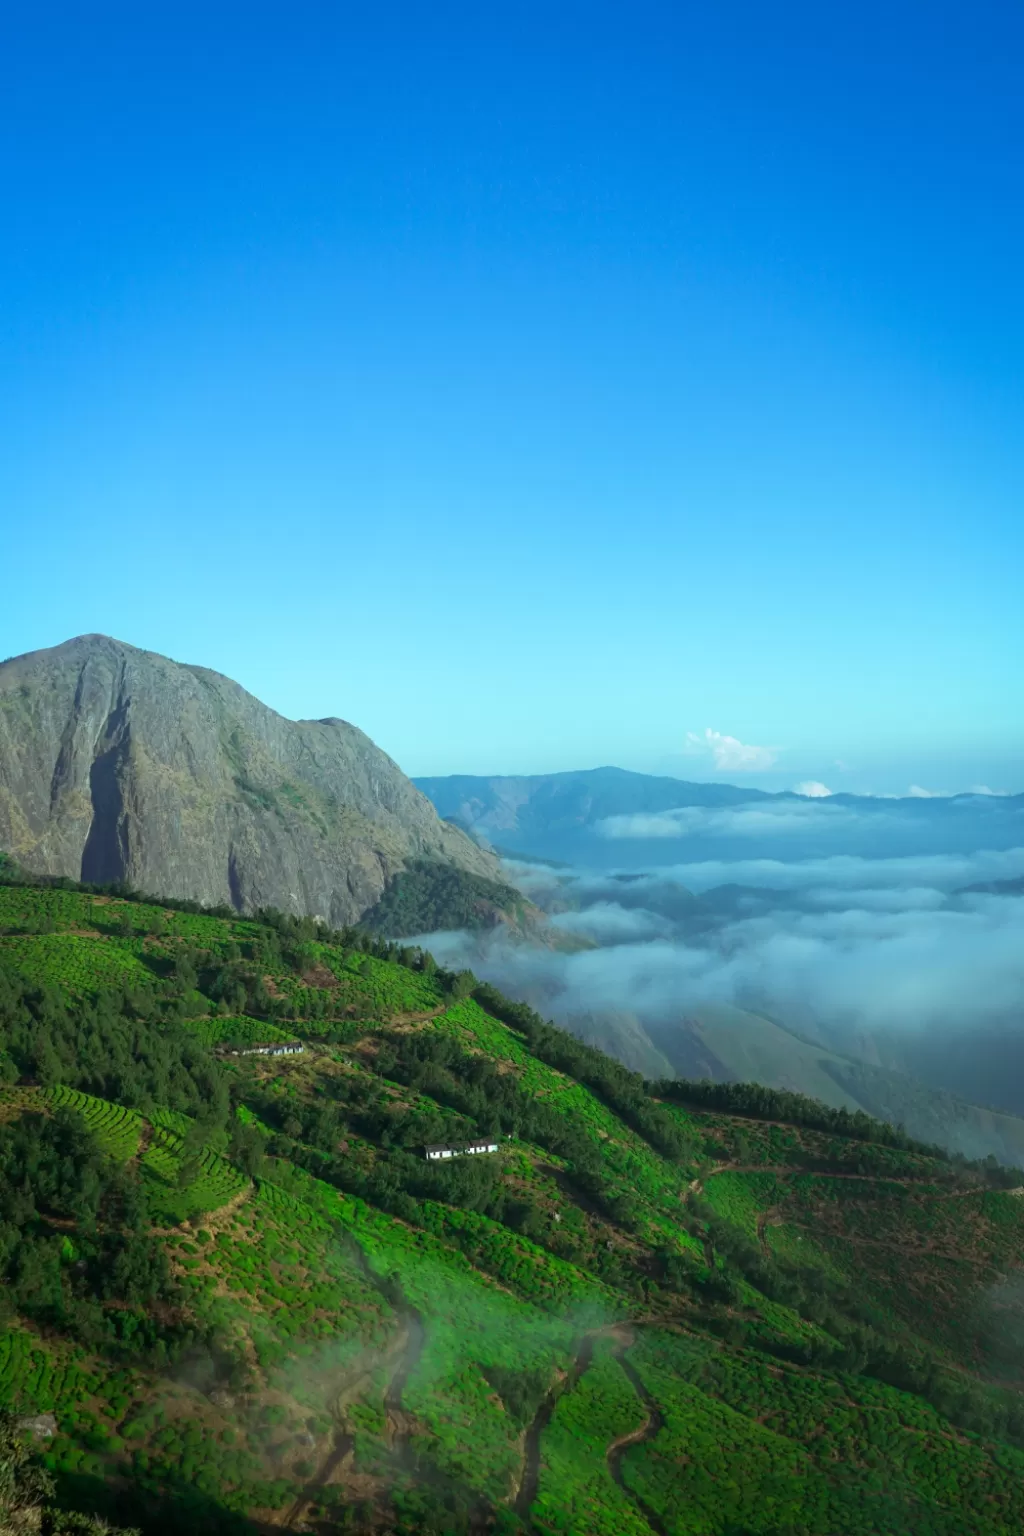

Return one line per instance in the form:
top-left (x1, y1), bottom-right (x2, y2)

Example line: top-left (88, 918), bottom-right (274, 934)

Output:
top-left (2, 873), bottom-right (1024, 1535)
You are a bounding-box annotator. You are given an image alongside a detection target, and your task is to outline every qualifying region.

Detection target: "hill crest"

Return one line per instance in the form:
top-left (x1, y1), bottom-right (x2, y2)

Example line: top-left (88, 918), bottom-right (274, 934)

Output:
top-left (0, 634), bottom-right (501, 926)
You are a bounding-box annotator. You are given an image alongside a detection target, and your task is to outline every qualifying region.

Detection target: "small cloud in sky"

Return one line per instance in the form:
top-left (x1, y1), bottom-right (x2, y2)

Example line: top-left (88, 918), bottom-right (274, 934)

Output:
top-left (793, 781), bottom-right (832, 798)
top-left (970, 785), bottom-right (1012, 797)
top-left (684, 727), bottom-right (776, 772)
top-left (908, 785), bottom-right (950, 799)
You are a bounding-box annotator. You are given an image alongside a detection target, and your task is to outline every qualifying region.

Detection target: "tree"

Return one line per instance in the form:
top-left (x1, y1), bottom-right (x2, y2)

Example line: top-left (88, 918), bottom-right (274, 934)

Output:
top-left (448, 970), bottom-right (476, 1001)
top-left (0, 1410), bottom-right (51, 1535)
top-left (0, 1411), bottom-right (142, 1533)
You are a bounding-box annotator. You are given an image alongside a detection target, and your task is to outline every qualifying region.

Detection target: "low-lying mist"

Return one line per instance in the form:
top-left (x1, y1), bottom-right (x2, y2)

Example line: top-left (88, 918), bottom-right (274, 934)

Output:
top-left (407, 800), bottom-right (1024, 1152)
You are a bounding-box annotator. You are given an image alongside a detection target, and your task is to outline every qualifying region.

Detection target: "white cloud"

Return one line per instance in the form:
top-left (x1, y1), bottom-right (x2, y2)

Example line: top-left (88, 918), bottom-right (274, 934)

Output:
top-left (598, 799), bottom-right (853, 841)
top-left (549, 903), bottom-right (672, 944)
top-left (415, 893), bottom-right (1024, 1044)
top-left (684, 727), bottom-right (777, 772)
top-left (657, 845), bottom-right (1024, 892)
top-left (799, 885), bottom-right (948, 912)
top-left (794, 781), bottom-right (832, 798)
top-left (908, 785), bottom-right (950, 799)
top-left (970, 785), bottom-right (1012, 797)
top-left (597, 811), bottom-right (698, 839)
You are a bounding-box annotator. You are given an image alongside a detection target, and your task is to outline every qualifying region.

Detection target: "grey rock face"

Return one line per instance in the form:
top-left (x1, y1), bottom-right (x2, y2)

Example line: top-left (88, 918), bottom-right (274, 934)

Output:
top-left (0, 635), bottom-right (499, 923)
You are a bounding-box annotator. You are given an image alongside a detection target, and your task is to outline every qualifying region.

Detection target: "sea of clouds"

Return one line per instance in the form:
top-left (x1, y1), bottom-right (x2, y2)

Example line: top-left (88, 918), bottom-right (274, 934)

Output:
top-left (412, 794), bottom-right (1024, 1104)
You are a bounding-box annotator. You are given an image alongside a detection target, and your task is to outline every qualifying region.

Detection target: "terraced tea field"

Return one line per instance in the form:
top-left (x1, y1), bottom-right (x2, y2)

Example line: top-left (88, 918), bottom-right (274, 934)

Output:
top-left (2, 876), bottom-right (1024, 1535)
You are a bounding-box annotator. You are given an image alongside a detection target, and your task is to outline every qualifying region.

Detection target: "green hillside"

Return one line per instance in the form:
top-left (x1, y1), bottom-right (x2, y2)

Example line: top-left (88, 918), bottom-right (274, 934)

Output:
top-left (3, 875), bottom-right (1024, 1535)
top-left (638, 1002), bottom-right (1024, 1167)
top-left (362, 859), bottom-right (536, 938)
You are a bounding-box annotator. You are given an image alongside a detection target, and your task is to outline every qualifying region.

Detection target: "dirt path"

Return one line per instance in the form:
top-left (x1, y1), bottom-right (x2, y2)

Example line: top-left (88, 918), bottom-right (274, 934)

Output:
top-left (283, 1425), bottom-right (356, 1529)
top-left (342, 1240), bottom-right (428, 1461)
top-left (514, 1333), bottom-right (598, 1518)
top-left (384, 1308), bottom-right (426, 1448)
top-left (390, 1005), bottom-right (448, 1027)
top-left (607, 1332), bottom-right (669, 1536)
top-left (284, 1240), bottom-right (428, 1530)
top-left (134, 1119), bottom-right (154, 1163)
top-left (514, 1323), bottom-right (669, 1535)
top-left (756, 1209), bottom-right (779, 1257)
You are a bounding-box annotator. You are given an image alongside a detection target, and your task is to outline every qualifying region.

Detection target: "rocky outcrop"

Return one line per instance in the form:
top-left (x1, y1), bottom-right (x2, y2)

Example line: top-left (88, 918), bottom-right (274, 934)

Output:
top-left (0, 635), bottom-right (501, 923)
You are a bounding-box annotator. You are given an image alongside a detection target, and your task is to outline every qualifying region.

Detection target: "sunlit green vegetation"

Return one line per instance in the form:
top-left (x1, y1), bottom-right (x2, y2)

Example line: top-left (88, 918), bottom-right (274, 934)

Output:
top-left (45, 1085), bottom-right (143, 1160)
top-left (2, 872), bottom-right (1024, 1534)
top-left (532, 1335), bottom-right (649, 1536)
top-left (178, 1014), bottom-right (298, 1049)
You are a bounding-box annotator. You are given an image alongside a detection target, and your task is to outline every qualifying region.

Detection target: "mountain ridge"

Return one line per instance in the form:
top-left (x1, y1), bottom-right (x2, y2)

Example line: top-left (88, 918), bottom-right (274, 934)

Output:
top-left (415, 766), bottom-right (1024, 848)
top-left (0, 634), bottom-right (502, 926)
top-left (414, 767), bottom-right (777, 845)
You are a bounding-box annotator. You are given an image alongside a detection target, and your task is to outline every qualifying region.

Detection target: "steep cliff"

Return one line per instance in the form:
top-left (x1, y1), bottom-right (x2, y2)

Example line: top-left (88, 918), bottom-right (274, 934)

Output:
top-left (0, 635), bottom-right (501, 923)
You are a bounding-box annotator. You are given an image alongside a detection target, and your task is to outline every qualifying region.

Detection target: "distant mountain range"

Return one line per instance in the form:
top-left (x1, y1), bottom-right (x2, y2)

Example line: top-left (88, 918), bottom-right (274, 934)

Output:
top-left (0, 635), bottom-right (508, 925)
top-left (415, 765), bottom-right (774, 841)
top-left (416, 765), bottom-right (1023, 837)
top-left (416, 766), bottom-right (1024, 866)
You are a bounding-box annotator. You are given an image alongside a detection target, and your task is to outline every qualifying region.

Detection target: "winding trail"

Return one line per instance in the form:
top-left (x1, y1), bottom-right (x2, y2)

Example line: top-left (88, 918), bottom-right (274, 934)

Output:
top-left (343, 1240), bottom-right (428, 1462)
top-left (515, 1324), bottom-right (668, 1536)
top-left (607, 1332), bottom-right (669, 1536)
top-left (514, 1333), bottom-right (597, 1518)
top-left (285, 1425), bottom-right (355, 1528)
top-left (285, 1155), bottom-right (1017, 1530)
top-left (383, 1307), bottom-right (427, 1450)
top-left (285, 1241), bottom-right (428, 1530)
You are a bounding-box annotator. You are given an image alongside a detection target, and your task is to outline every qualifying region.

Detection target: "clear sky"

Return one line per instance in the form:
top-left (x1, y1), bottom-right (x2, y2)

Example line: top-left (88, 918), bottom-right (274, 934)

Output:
top-left (1, 2), bottom-right (1021, 794)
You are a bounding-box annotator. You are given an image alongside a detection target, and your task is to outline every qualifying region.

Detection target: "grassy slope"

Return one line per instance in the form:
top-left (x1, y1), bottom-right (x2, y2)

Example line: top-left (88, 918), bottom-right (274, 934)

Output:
top-left (649, 1000), bottom-right (1024, 1166)
top-left (2, 883), bottom-right (1024, 1534)
top-left (674, 1003), bottom-right (866, 1110)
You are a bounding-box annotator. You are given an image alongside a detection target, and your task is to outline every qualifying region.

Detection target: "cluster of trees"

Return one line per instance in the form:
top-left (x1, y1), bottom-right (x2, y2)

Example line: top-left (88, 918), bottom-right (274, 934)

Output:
top-left (366, 1029), bottom-right (646, 1232)
top-left (359, 859), bottom-right (524, 937)
top-left (672, 1194), bottom-right (1024, 1451)
top-left (0, 1109), bottom-right (191, 1361)
top-left (243, 1028), bottom-right (642, 1284)
top-left (656, 1077), bottom-right (1024, 1187)
top-left (653, 1076), bottom-right (944, 1154)
top-left (0, 970), bottom-right (229, 1131)
top-left (748, 1307), bottom-right (1024, 1447)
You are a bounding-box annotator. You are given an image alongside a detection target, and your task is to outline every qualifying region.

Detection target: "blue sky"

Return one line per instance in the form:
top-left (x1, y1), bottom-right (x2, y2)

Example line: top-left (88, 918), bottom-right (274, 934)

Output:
top-left (1, 2), bottom-right (1021, 793)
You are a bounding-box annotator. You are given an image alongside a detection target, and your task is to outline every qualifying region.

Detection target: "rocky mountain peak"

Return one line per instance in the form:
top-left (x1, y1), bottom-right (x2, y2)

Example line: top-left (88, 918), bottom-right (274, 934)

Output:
top-left (0, 635), bottom-right (500, 923)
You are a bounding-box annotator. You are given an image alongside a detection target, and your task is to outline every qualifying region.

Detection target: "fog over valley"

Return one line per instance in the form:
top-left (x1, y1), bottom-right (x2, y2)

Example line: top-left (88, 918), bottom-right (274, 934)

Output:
top-left (412, 780), bottom-right (1024, 1162)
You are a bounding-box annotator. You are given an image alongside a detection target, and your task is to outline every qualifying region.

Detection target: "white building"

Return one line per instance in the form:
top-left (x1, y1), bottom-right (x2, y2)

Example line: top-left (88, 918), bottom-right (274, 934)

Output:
top-left (221, 1041), bottom-right (304, 1058)
top-left (424, 1138), bottom-right (499, 1161)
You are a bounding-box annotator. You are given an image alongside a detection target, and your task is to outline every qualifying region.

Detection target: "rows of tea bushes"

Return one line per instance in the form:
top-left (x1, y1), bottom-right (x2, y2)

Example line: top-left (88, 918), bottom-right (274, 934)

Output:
top-left (179, 1014), bottom-right (298, 1049)
top-left (46, 1084), bottom-right (143, 1160)
top-left (4, 875), bottom-right (1024, 1533)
